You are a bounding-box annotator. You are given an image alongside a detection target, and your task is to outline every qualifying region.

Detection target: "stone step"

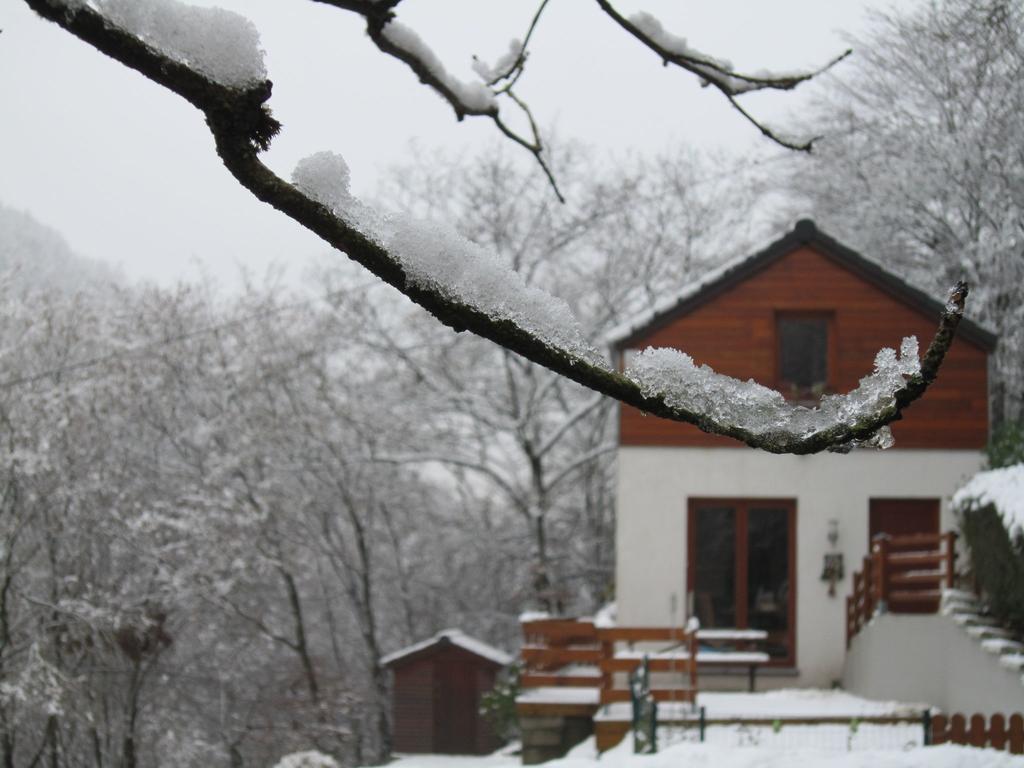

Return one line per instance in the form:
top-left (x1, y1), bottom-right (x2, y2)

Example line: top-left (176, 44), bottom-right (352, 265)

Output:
top-left (522, 728), bottom-right (564, 748)
top-left (981, 638), bottom-right (1024, 656)
top-left (942, 588), bottom-right (980, 606)
top-left (941, 599), bottom-right (979, 615)
top-left (998, 653), bottom-right (1024, 673)
top-left (967, 624), bottom-right (1014, 641)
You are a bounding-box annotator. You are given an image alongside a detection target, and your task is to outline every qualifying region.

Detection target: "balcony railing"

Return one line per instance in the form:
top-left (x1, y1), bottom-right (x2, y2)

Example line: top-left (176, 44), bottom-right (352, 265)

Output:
top-left (846, 531), bottom-right (957, 646)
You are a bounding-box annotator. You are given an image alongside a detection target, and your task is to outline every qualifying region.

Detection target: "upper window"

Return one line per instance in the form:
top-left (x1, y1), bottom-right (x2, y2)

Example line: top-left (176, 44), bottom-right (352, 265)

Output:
top-left (777, 314), bottom-right (830, 399)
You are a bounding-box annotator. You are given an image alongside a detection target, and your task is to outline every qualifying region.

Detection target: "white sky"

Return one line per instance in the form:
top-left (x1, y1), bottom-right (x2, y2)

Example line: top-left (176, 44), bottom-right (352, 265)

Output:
top-left (1, 0), bottom-right (893, 290)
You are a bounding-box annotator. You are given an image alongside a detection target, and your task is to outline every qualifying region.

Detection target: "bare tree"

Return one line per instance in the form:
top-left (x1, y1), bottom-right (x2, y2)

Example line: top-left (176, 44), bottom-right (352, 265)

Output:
top-left (21, 0), bottom-right (968, 455)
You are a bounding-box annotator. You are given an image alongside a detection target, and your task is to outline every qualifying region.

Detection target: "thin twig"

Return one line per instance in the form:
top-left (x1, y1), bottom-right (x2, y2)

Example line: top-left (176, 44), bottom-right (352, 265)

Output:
top-left (594, 0), bottom-right (850, 151)
top-left (725, 94), bottom-right (821, 152)
top-left (495, 95), bottom-right (565, 203)
top-left (483, 0), bottom-right (552, 87)
top-left (311, 0), bottom-right (562, 198)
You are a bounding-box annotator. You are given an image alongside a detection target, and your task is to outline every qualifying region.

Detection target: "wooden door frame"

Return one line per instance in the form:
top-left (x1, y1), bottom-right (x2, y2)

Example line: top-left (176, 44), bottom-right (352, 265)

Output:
top-left (687, 497), bottom-right (797, 667)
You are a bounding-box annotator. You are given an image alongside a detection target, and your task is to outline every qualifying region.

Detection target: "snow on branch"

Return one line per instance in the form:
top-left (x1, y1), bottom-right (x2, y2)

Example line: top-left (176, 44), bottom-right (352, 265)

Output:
top-left (22, 0), bottom-right (969, 455)
top-left (472, 38), bottom-right (526, 86)
top-left (290, 152), bottom-right (601, 364)
top-left (595, 1), bottom-right (851, 151)
top-left (628, 337), bottom-right (921, 452)
top-left (59, 0), bottom-right (267, 88)
top-left (310, 0), bottom-right (564, 200)
top-left (379, 20), bottom-right (497, 113)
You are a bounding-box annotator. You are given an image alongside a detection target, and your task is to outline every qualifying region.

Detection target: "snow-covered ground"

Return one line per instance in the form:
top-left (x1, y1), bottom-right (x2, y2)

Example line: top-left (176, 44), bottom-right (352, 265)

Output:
top-left (601, 688), bottom-right (928, 719)
top-left (373, 690), bottom-right (1024, 768)
top-left (384, 736), bottom-right (1024, 768)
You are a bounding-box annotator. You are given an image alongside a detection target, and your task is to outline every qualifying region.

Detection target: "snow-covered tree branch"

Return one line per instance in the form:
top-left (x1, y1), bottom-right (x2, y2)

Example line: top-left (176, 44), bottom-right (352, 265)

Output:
top-left (308, 0), bottom-right (565, 198)
top-left (593, 0), bottom-right (851, 151)
top-left (303, 0), bottom-right (843, 193)
top-left (23, 0), bottom-right (970, 454)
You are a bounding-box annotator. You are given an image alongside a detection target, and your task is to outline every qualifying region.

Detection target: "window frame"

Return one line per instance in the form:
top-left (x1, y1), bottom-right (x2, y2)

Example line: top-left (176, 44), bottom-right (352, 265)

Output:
top-left (687, 497), bottom-right (798, 667)
top-left (774, 310), bottom-right (836, 402)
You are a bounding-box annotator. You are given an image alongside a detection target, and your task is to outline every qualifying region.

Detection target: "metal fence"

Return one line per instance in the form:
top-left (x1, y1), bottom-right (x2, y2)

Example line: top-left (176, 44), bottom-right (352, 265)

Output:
top-left (655, 711), bottom-right (927, 752)
top-left (627, 657), bottom-right (1024, 756)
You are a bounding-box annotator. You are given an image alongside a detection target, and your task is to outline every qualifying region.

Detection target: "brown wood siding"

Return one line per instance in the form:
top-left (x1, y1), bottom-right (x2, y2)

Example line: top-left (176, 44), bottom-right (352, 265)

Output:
top-left (869, 498), bottom-right (940, 542)
top-left (391, 644), bottom-right (503, 755)
top-left (392, 658), bottom-right (434, 753)
top-left (620, 245), bottom-right (989, 449)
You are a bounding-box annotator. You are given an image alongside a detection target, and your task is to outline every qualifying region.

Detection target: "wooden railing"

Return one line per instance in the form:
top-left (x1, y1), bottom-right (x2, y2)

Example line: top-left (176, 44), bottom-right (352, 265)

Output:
top-left (846, 531), bottom-right (958, 646)
top-left (520, 617), bottom-right (769, 705)
top-left (520, 617), bottom-right (603, 687)
top-left (520, 618), bottom-right (698, 705)
top-left (597, 626), bottom-right (697, 704)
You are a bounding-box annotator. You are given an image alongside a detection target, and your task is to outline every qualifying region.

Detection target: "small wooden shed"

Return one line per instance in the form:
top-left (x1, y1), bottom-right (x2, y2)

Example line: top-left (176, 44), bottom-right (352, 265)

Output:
top-left (383, 629), bottom-right (512, 755)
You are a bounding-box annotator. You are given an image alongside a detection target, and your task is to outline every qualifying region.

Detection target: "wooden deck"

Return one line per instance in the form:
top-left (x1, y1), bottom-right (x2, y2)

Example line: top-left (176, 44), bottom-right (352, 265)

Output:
top-left (516, 615), bottom-right (771, 752)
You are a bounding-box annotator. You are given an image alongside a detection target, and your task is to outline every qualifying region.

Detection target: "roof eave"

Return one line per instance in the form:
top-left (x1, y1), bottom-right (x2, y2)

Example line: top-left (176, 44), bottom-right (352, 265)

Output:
top-left (609, 219), bottom-right (998, 354)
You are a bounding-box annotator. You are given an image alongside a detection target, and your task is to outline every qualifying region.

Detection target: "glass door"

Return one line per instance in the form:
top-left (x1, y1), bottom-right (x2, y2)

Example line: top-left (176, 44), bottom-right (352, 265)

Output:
top-left (688, 499), bottom-right (796, 664)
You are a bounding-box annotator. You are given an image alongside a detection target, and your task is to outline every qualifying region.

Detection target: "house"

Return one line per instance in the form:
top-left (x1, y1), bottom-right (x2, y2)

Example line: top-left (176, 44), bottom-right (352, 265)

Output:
top-left (382, 629), bottom-right (512, 755)
top-left (513, 221), bottom-right (1010, 761)
top-left (605, 219), bottom-right (996, 688)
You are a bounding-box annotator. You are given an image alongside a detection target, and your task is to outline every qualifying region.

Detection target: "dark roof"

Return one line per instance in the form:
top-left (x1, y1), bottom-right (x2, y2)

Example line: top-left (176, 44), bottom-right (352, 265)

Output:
top-left (609, 219), bottom-right (998, 353)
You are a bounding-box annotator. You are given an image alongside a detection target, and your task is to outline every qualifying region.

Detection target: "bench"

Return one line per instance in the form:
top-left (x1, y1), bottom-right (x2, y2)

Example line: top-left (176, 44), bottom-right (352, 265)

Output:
top-left (696, 628), bottom-right (770, 692)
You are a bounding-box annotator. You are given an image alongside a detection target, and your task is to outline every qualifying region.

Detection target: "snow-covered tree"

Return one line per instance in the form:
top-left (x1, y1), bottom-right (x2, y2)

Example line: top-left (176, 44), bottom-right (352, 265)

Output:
top-left (354, 145), bottom-right (761, 614)
top-left (0, 203), bottom-right (119, 293)
top-left (775, 0), bottom-right (1024, 424)
top-left (19, 0), bottom-right (969, 455)
top-left (0, 280), bottom-right (461, 765)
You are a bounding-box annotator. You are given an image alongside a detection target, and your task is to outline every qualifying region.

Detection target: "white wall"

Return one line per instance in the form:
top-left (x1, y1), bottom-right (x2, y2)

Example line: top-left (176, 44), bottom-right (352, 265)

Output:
top-left (843, 613), bottom-right (1024, 715)
top-left (615, 447), bottom-right (984, 687)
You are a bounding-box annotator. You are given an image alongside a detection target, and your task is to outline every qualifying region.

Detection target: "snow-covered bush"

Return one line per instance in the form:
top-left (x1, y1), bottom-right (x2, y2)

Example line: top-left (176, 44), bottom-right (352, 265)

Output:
top-left (954, 465), bottom-right (1024, 633)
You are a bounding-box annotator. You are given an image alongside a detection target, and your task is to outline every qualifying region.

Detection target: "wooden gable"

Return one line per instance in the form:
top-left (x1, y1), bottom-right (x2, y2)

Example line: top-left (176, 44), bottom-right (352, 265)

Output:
top-left (617, 223), bottom-right (994, 450)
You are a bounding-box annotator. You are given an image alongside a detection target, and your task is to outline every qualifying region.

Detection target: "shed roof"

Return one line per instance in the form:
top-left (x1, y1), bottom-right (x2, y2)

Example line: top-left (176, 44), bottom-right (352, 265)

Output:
top-left (605, 219), bottom-right (998, 352)
top-left (381, 629), bottom-right (513, 668)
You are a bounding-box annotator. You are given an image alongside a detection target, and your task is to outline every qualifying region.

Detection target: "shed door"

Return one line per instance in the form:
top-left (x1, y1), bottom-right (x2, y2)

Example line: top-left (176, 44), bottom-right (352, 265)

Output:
top-left (434, 656), bottom-right (477, 754)
top-left (869, 498), bottom-right (939, 541)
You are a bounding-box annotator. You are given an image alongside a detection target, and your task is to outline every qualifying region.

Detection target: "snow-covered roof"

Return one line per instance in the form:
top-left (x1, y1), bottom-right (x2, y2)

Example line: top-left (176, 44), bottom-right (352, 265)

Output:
top-left (518, 610), bottom-right (553, 622)
top-left (604, 219), bottom-right (998, 351)
top-left (952, 463), bottom-right (1024, 537)
top-left (381, 628), bottom-right (513, 667)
